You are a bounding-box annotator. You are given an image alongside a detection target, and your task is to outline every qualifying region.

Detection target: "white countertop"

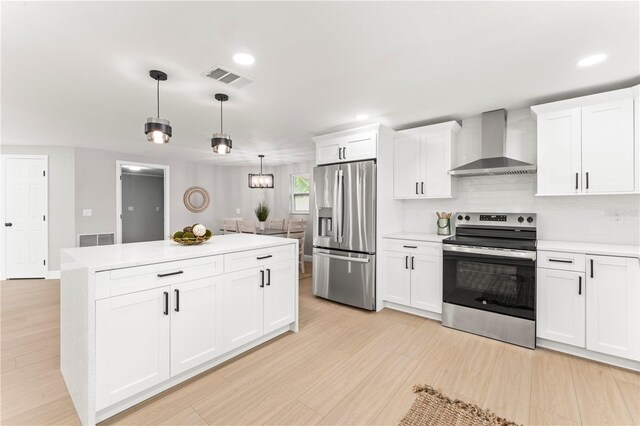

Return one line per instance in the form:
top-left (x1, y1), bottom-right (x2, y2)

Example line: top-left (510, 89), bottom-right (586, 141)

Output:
top-left (538, 240), bottom-right (640, 259)
top-left (61, 234), bottom-right (296, 272)
top-left (383, 232), bottom-right (451, 243)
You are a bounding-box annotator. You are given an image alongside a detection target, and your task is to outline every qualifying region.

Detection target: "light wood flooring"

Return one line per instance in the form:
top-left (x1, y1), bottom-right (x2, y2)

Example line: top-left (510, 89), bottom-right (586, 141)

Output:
top-left (1, 267), bottom-right (639, 425)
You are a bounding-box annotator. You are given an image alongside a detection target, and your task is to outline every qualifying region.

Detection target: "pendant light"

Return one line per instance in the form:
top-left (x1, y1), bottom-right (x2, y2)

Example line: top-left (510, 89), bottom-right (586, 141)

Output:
top-left (211, 93), bottom-right (232, 154)
top-left (248, 155), bottom-right (274, 188)
top-left (144, 70), bottom-right (172, 144)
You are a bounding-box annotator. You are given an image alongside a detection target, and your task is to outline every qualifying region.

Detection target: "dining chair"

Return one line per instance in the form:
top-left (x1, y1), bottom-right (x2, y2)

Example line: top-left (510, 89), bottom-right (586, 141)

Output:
top-left (222, 218), bottom-right (240, 234)
top-left (286, 219), bottom-right (307, 273)
top-left (238, 219), bottom-right (257, 234)
top-left (268, 218), bottom-right (286, 230)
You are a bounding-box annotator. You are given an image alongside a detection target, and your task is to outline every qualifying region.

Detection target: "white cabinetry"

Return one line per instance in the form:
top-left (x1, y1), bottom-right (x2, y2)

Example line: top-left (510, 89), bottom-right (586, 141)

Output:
top-left (586, 255), bottom-right (640, 361)
top-left (96, 287), bottom-right (170, 410)
top-left (314, 127), bottom-right (377, 165)
top-left (382, 238), bottom-right (442, 317)
top-left (393, 121), bottom-right (460, 199)
top-left (532, 86), bottom-right (638, 196)
top-left (537, 249), bottom-right (640, 366)
top-left (537, 268), bottom-right (585, 347)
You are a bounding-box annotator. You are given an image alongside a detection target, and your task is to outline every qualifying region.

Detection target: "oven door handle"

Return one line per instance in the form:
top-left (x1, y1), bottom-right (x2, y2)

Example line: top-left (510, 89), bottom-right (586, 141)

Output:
top-left (443, 245), bottom-right (536, 260)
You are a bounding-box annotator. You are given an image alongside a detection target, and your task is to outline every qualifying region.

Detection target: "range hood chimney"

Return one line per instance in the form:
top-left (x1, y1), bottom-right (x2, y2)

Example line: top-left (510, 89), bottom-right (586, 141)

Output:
top-left (449, 109), bottom-right (536, 177)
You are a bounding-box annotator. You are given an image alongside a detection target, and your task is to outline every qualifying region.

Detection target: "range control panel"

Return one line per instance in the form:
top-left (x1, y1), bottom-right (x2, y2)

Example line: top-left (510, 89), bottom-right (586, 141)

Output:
top-left (455, 212), bottom-right (537, 228)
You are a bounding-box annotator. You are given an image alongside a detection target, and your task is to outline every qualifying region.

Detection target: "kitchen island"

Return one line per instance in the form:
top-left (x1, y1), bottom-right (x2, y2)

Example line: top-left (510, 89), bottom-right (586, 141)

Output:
top-left (60, 234), bottom-right (299, 425)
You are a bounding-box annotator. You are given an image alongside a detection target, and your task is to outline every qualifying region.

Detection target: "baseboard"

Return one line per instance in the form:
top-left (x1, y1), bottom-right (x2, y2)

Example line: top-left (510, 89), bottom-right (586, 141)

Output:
top-left (537, 338), bottom-right (640, 372)
top-left (303, 254), bottom-right (313, 262)
top-left (383, 301), bottom-right (442, 322)
top-left (48, 270), bottom-right (61, 279)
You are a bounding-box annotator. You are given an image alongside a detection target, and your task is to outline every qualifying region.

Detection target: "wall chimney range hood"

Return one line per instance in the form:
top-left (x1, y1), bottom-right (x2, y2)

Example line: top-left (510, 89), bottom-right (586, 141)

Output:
top-left (449, 109), bottom-right (536, 177)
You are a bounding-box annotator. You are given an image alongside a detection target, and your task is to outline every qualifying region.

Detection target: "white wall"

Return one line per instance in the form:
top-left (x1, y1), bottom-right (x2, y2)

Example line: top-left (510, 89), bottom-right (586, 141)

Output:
top-left (401, 109), bottom-right (640, 245)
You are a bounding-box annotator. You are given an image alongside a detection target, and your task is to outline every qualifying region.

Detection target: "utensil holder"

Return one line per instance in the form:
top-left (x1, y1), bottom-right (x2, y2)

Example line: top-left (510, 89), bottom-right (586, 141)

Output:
top-left (437, 218), bottom-right (451, 236)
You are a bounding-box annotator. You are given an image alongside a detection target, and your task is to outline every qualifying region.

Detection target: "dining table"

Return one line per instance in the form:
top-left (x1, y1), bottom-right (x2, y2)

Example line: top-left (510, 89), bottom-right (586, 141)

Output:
top-left (219, 228), bottom-right (288, 236)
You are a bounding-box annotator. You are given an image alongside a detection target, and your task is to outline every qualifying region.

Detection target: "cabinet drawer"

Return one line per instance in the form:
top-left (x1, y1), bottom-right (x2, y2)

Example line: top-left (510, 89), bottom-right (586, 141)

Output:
top-left (538, 250), bottom-right (585, 272)
top-left (382, 239), bottom-right (441, 256)
top-left (96, 256), bottom-right (223, 300)
top-left (224, 244), bottom-right (295, 273)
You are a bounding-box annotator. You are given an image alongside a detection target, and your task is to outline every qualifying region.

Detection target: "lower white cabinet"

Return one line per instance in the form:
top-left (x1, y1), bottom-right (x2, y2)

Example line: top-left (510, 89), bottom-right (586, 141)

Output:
top-left (222, 268), bottom-right (264, 351)
top-left (96, 287), bottom-right (171, 410)
top-left (586, 255), bottom-right (640, 361)
top-left (537, 268), bottom-right (585, 347)
top-left (382, 239), bottom-right (442, 315)
top-left (537, 250), bottom-right (640, 363)
top-left (263, 260), bottom-right (296, 334)
top-left (171, 278), bottom-right (223, 376)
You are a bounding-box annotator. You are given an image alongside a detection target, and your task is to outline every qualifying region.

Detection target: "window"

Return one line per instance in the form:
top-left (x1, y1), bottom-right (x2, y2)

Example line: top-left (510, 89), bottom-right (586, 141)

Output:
top-left (290, 173), bottom-right (310, 214)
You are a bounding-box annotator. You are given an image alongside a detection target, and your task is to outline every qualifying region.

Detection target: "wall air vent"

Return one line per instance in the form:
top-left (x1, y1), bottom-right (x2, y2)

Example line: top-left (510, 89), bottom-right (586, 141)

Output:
top-left (204, 65), bottom-right (253, 88)
top-left (78, 233), bottom-right (115, 248)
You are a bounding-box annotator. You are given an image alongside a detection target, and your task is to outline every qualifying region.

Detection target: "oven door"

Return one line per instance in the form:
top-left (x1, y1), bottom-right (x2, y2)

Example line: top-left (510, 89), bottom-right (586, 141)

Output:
top-left (443, 245), bottom-right (536, 321)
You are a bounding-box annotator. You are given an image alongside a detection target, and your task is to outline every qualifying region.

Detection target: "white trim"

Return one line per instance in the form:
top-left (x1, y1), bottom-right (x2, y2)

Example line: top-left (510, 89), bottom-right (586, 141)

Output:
top-left (48, 270), bottom-right (61, 279)
top-left (115, 161), bottom-right (170, 244)
top-left (537, 338), bottom-right (640, 372)
top-left (1, 155), bottom-right (49, 279)
top-left (383, 301), bottom-right (443, 322)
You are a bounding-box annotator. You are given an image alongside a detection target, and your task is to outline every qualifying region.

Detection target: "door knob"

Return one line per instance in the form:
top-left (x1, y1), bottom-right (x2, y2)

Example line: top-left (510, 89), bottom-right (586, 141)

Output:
top-left (4, 223), bottom-right (12, 227)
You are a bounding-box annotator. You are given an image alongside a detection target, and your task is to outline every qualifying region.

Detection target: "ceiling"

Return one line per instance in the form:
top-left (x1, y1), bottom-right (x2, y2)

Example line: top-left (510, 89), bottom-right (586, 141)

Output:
top-left (2, 1), bottom-right (638, 166)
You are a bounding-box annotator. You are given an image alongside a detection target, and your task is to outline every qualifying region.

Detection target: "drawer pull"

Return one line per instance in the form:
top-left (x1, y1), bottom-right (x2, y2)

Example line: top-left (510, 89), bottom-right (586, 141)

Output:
top-left (257, 255), bottom-right (273, 260)
top-left (157, 270), bottom-right (184, 278)
top-left (403, 245), bottom-right (418, 249)
top-left (548, 258), bottom-right (573, 264)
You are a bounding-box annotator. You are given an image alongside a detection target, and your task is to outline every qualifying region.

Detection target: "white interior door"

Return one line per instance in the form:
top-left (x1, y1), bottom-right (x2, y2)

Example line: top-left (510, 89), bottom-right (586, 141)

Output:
top-left (3, 156), bottom-right (48, 278)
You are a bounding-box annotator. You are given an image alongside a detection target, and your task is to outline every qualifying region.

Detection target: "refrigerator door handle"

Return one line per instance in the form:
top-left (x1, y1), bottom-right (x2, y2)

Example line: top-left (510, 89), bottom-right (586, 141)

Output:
top-left (336, 169), bottom-right (344, 243)
top-left (314, 252), bottom-right (370, 263)
top-left (332, 169), bottom-right (340, 243)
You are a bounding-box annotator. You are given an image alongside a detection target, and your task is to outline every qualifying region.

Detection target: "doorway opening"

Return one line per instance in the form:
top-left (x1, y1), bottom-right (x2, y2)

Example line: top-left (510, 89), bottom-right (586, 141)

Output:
top-left (116, 161), bottom-right (170, 244)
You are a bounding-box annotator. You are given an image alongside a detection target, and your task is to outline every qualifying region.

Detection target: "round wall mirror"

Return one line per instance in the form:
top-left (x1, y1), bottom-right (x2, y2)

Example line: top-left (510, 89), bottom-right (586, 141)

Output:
top-left (183, 186), bottom-right (210, 213)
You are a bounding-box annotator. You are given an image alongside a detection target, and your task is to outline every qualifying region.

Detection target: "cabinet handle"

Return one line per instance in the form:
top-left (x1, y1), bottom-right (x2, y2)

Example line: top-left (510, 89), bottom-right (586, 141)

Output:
top-left (157, 270), bottom-right (183, 278)
top-left (411, 256), bottom-right (415, 270)
top-left (257, 254), bottom-right (273, 260)
top-left (260, 270), bottom-right (265, 288)
top-left (405, 255), bottom-right (408, 269)
top-left (548, 258), bottom-right (573, 264)
top-left (590, 259), bottom-right (594, 278)
top-left (578, 276), bottom-right (582, 295)
top-left (343, 147), bottom-right (347, 159)
top-left (421, 182), bottom-right (424, 194)
top-left (338, 147), bottom-right (342, 160)
top-left (586, 172), bottom-right (589, 190)
top-left (415, 182), bottom-right (419, 194)
top-left (174, 289), bottom-right (180, 312)
top-left (403, 245), bottom-right (417, 249)
top-left (266, 268), bottom-right (271, 286)
top-left (575, 173), bottom-right (578, 190)
top-left (4, 222), bottom-right (12, 227)
top-left (163, 291), bottom-right (169, 315)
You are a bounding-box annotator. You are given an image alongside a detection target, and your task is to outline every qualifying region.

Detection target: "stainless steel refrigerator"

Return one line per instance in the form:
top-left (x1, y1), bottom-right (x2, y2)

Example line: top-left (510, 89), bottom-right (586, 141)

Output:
top-left (312, 160), bottom-right (376, 310)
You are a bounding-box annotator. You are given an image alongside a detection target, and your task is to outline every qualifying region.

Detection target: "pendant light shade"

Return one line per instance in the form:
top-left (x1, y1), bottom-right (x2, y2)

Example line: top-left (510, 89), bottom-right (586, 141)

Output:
top-left (248, 155), bottom-right (274, 188)
top-left (145, 70), bottom-right (172, 144)
top-left (212, 93), bottom-right (232, 154)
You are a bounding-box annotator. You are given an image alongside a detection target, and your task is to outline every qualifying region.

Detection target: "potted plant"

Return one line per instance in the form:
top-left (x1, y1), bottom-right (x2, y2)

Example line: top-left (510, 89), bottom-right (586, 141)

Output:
top-left (254, 202), bottom-right (270, 231)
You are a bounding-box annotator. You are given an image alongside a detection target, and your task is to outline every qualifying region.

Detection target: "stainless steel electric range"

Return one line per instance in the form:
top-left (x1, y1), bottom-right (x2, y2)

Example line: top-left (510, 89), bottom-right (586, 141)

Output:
top-left (442, 212), bottom-right (537, 349)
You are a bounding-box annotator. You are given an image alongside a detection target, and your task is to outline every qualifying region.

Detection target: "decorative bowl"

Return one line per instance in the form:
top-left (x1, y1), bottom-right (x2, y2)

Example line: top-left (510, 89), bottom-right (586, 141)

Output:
top-left (171, 235), bottom-right (212, 246)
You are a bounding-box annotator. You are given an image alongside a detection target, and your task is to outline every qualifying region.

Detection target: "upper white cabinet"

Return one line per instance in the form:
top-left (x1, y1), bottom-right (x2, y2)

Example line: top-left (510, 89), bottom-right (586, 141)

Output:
top-left (532, 86), bottom-right (639, 196)
top-left (393, 121), bottom-right (460, 199)
top-left (314, 126), bottom-right (378, 165)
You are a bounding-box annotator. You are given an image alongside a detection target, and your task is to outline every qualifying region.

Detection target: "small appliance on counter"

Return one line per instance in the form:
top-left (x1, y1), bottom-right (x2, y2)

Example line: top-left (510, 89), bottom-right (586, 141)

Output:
top-left (442, 212), bottom-right (537, 349)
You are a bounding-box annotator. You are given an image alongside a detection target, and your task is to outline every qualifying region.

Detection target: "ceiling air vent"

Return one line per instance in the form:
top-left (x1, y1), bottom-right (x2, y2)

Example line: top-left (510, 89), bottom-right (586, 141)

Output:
top-left (204, 65), bottom-right (252, 88)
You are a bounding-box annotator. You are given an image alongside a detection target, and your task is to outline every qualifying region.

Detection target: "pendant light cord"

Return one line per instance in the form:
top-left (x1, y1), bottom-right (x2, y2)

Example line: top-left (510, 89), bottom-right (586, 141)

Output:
top-left (220, 99), bottom-right (223, 133)
top-left (156, 78), bottom-right (160, 118)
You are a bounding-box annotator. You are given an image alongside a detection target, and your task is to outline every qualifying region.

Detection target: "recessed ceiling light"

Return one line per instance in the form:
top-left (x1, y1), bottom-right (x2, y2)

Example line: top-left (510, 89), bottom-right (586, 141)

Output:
top-left (577, 54), bottom-right (607, 67)
top-left (233, 53), bottom-right (255, 65)
top-left (356, 114), bottom-right (369, 120)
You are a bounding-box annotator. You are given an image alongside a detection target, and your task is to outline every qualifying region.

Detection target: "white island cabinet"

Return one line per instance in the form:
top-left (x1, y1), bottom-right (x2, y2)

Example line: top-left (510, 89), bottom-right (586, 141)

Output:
top-left (60, 234), bottom-right (298, 425)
